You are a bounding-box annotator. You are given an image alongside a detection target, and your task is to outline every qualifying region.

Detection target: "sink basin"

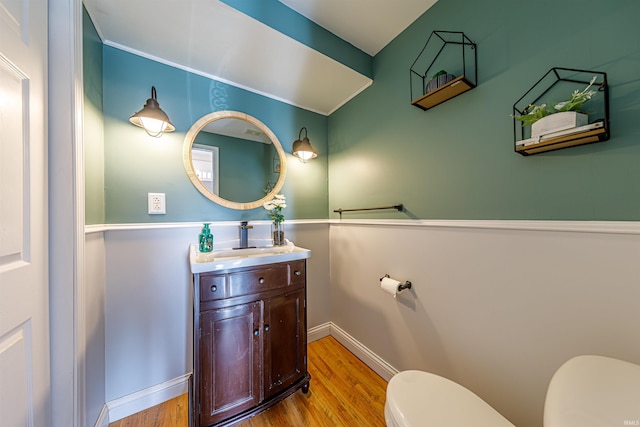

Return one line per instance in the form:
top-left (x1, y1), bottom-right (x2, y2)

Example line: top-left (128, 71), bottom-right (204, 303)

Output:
top-left (189, 242), bottom-right (311, 273)
top-left (210, 246), bottom-right (294, 258)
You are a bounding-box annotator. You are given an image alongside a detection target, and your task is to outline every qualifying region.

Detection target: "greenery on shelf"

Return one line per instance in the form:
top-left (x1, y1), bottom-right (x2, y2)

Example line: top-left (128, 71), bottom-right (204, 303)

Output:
top-left (515, 76), bottom-right (598, 127)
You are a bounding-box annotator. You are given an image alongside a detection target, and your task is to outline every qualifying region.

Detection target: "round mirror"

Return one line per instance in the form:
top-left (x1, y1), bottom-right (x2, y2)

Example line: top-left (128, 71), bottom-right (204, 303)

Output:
top-left (183, 111), bottom-right (287, 210)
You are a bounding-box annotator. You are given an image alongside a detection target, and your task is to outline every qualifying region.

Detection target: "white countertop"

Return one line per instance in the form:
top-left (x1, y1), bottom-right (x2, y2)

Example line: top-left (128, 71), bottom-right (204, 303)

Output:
top-left (189, 241), bottom-right (311, 274)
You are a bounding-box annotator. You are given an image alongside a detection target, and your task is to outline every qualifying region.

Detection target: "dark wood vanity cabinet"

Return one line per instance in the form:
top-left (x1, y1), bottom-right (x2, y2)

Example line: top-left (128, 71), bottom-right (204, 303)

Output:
top-left (193, 260), bottom-right (310, 426)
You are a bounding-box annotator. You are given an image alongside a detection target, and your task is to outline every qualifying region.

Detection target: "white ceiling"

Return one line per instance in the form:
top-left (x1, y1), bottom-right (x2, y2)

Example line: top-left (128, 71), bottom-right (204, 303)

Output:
top-left (279, 0), bottom-right (438, 56)
top-left (83, 0), bottom-right (438, 115)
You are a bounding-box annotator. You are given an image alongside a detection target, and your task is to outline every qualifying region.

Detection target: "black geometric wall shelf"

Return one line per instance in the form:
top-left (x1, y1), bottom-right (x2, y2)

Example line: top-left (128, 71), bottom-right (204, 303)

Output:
top-left (410, 31), bottom-right (477, 111)
top-left (512, 67), bottom-right (609, 156)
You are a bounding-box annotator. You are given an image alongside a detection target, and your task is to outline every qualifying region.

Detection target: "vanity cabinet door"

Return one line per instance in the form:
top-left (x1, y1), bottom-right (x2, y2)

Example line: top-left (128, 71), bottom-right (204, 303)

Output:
top-left (263, 289), bottom-right (306, 399)
top-left (199, 302), bottom-right (262, 426)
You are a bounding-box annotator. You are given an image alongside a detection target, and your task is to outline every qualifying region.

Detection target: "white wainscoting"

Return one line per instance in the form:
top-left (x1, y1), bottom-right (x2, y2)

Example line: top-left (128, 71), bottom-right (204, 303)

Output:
top-left (89, 219), bottom-right (640, 427)
top-left (329, 220), bottom-right (640, 427)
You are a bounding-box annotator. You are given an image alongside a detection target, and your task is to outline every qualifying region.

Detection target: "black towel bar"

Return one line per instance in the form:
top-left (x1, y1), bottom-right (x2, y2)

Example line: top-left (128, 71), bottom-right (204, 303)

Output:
top-left (333, 204), bottom-right (403, 215)
top-left (334, 203), bottom-right (404, 218)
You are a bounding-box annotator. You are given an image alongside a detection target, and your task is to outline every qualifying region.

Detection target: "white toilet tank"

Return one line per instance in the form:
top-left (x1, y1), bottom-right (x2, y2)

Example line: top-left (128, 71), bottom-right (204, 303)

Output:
top-left (385, 370), bottom-right (515, 427)
top-left (544, 355), bottom-right (640, 427)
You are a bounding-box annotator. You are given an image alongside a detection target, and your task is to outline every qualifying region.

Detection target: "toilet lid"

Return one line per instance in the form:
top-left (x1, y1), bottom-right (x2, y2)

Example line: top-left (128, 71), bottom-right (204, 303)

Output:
top-left (544, 355), bottom-right (640, 427)
top-left (386, 370), bottom-right (515, 427)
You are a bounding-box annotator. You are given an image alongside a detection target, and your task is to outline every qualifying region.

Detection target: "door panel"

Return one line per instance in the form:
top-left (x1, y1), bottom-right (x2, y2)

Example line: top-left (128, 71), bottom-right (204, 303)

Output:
top-left (263, 289), bottom-right (305, 398)
top-left (0, 53), bottom-right (28, 269)
top-left (0, 0), bottom-right (28, 43)
top-left (0, 323), bottom-right (32, 426)
top-left (0, 0), bottom-right (49, 424)
top-left (199, 302), bottom-right (262, 426)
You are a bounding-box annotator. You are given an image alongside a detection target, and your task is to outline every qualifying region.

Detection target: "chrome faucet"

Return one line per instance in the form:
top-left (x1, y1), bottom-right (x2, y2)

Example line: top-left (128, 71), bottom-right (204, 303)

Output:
top-left (239, 221), bottom-right (253, 249)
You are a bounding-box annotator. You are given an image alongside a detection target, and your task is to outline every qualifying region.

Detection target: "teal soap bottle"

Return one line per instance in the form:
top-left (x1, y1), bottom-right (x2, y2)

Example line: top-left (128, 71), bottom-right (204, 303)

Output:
top-left (199, 223), bottom-right (213, 253)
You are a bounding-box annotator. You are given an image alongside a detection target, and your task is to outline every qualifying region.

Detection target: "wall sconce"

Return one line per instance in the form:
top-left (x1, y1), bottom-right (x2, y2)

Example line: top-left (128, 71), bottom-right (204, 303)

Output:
top-left (292, 127), bottom-right (317, 163)
top-left (129, 86), bottom-right (175, 138)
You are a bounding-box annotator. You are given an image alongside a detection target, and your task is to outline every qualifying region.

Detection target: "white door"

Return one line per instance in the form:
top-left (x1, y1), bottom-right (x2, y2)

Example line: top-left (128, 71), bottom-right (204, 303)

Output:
top-left (0, 0), bottom-right (50, 425)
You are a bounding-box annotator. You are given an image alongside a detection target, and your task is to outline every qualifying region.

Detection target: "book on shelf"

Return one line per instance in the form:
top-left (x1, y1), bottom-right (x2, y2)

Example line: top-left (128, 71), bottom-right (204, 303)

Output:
top-left (516, 121), bottom-right (604, 148)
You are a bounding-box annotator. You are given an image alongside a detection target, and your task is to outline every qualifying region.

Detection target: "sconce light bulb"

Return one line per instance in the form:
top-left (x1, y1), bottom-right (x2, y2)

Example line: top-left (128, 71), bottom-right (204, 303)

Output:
top-left (296, 150), bottom-right (315, 162)
top-left (139, 117), bottom-right (168, 136)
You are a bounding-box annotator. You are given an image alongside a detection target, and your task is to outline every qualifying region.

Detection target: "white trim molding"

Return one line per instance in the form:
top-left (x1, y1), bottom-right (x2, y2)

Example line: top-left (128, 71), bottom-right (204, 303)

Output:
top-left (48, 0), bottom-right (86, 425)
top-left (308, 322), bottom-right (331, 343)
top-left (331, 219), bottom-right (640, 235)
top-left (85, 219), bottom-right (328, 234)
top-left (106, 374), bottom-right (191, 423)
top-left (93, 405), bottom-right (109, 427)
top-left (87, 219), bottom-right (640, 236)
top-left (329, 323), bottom-right (398, 382)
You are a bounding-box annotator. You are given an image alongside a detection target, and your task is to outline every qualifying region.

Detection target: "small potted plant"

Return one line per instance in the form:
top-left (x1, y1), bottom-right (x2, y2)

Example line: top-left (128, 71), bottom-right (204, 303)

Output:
top-left (263, 194), bottom-right (286, 246)
top-left (515, 76), bottom-right (598, 138)
top-left (425, 69), bottom-right (455, 93)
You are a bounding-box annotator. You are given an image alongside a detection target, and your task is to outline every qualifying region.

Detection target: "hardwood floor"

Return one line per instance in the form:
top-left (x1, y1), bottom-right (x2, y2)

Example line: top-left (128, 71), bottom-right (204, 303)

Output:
top-left (109, 336), bottom-right (388, 427)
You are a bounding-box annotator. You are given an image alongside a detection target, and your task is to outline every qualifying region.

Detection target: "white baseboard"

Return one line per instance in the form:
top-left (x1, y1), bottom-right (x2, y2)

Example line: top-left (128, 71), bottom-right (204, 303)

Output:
top-left (308, 322), bottom-right (331, 343)
top-left (106, 373), bottom-right (191, 422)
top-left (329, 322), bottom-right (398, 381)
top-left (309, 321), bottom-right (397, 381)
top-left (94, 404), bottom-right (109, 427)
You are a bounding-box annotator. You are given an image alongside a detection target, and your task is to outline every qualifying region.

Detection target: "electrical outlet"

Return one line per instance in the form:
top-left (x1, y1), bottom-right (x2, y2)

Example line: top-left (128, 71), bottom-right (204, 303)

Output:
top-left (148, 192), bottom-right (166, 214)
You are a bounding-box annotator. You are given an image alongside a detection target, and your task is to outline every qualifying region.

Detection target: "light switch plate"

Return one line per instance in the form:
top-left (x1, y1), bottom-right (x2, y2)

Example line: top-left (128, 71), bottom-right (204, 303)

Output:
top-left (148, 192), bottom-right (166, 214)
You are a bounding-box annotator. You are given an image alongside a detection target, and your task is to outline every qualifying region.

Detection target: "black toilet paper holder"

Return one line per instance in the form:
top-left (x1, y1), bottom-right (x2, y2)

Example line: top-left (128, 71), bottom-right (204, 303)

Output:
top-left (380, 274), bottom-right (412, 292)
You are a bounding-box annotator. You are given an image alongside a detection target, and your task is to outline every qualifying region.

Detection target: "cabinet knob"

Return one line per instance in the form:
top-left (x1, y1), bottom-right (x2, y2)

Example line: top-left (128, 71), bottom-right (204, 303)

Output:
top-left (264, 325), bottom-right (270, 332)
top-left (253, 329), bottom-right (260, 336)
top-left (259, 277), bottom-right (265, 284)
top-left (294, 270), bottom-right (301, 276)
top-left (210, 285), bottom-right (217, 293)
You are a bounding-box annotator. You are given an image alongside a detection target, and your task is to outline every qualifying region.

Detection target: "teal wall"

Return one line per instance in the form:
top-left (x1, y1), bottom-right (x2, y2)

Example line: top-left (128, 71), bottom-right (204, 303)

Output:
top-left (83, 7), bottom-right (104, 225)
top-left (329, 0), bottom-right (640, 220)
top-left (95, 0), bottom-right (640, 223)
top-left (102, 47), bottom-right (328, 223)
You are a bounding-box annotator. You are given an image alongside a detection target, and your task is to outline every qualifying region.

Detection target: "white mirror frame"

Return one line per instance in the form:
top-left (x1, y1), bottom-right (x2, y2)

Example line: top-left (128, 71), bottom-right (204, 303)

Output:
top-left (183, 110), bottom-right (287, 210)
